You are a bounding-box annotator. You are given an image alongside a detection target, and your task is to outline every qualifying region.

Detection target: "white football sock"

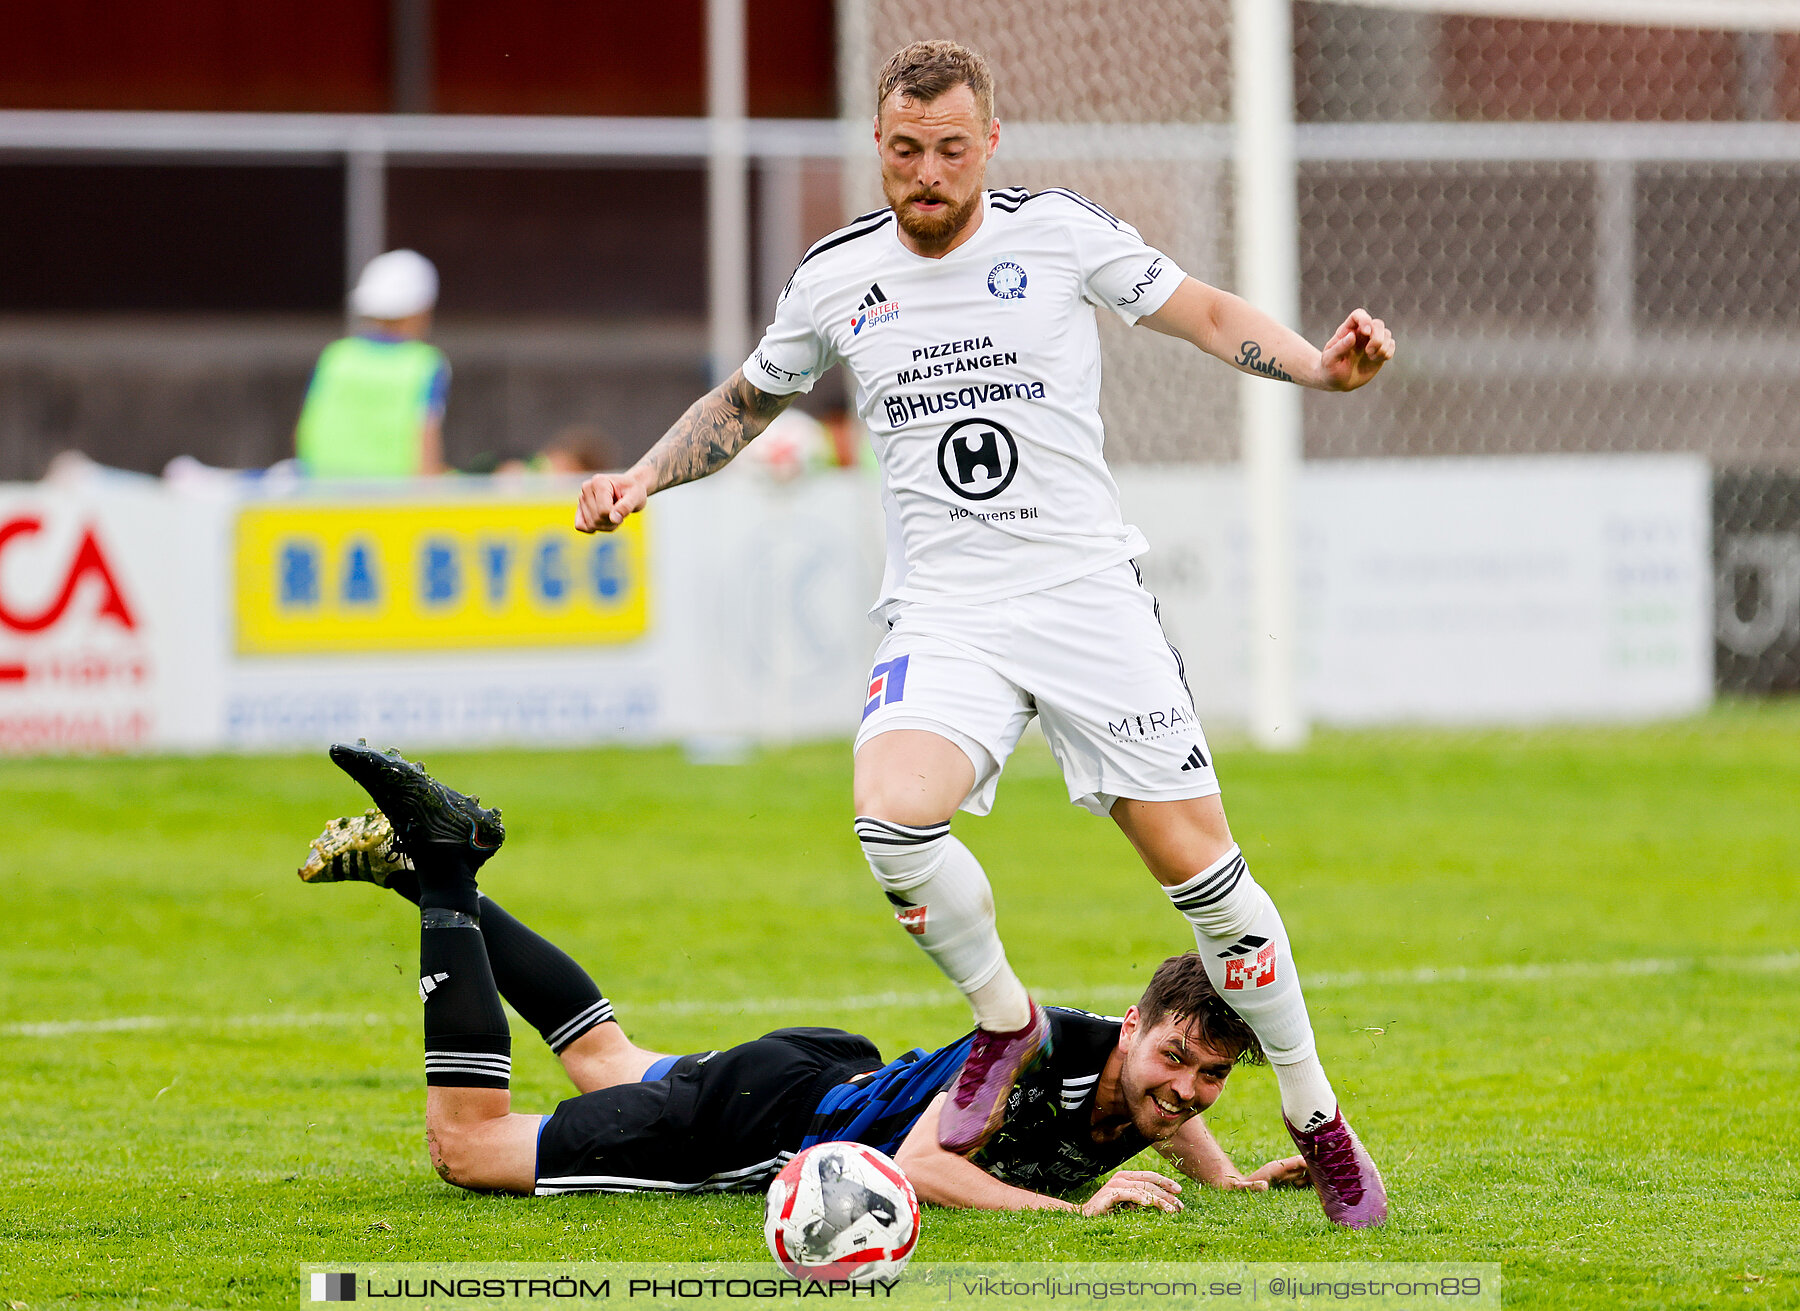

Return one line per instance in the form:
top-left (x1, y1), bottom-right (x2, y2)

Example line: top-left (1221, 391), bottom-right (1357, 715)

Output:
top-left (855, 817), bottom-right (1032, 1032)
top-left (1268, 1052), bottom-right (1337, 1134)
top-left (1165, 845), bottom-right (1338, 1131)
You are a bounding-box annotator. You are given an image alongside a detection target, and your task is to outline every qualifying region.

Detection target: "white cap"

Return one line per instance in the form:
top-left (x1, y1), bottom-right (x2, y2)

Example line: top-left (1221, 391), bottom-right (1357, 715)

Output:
top-left (350, 249), bottom-right (438, 319)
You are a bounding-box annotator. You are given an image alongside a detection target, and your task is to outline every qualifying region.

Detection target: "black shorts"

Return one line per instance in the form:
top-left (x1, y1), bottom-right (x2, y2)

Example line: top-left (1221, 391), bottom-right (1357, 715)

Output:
top-left (533, 1027), bottom-right (882, 1195)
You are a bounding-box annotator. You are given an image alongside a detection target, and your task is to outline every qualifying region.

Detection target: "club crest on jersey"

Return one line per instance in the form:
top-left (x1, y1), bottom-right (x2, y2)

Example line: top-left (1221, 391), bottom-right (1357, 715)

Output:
top-left (986, 262), bottom-right (1027, 299)
top-left (863, 654), bottom-right (910, 719)
top-left (850, 282), bottom-right (900, 335)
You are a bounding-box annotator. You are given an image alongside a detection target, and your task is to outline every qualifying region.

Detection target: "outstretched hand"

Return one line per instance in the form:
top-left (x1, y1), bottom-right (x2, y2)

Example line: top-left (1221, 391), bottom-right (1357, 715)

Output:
top-left (1081, 1169), bottom-right (1185, 1216)
top-left (1319, 308), bottom-right (1395, 391)
top-left (1207, 1154), bottom-right (1309, 1192)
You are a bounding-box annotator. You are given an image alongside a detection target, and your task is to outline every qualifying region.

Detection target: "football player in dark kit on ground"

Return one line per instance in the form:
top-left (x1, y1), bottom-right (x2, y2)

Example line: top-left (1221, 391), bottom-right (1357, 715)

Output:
top-left (305, 743), bottom-right (1308, 1213)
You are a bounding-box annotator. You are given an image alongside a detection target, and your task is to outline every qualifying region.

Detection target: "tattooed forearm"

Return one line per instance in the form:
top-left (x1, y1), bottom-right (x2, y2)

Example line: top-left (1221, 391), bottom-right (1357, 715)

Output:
top-left (1233, 341), bottom-right (1295, 383)
top-left (636, 370), bottom-right (794, 493)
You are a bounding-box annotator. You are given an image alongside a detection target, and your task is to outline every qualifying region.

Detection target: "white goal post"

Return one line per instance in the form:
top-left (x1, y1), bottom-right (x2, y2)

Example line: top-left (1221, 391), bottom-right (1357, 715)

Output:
top-left (1235, 0), bottom-right (1309, 749)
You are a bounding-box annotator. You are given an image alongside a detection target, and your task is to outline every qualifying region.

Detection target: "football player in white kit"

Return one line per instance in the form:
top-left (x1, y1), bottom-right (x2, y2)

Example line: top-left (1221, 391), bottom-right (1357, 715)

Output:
top-left (577, 41), bottom-right (1396, 1228)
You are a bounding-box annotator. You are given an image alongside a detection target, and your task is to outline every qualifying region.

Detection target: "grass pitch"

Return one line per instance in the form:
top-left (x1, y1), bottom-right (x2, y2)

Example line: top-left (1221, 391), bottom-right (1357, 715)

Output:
top-left (5, 704), bottom-right (1799, 1309)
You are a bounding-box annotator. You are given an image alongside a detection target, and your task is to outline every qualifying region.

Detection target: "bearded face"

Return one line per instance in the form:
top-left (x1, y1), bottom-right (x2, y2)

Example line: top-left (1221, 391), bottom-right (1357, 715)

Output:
top-left (1107, 1013), bottom-right (1236, 1143)
top-left (875, 83), bottom-right (995, 256)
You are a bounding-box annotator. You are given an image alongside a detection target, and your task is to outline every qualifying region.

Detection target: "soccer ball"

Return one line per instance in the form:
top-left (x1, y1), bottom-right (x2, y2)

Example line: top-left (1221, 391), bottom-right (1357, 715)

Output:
top-left (764, 1142), bottom-right (920, 1283)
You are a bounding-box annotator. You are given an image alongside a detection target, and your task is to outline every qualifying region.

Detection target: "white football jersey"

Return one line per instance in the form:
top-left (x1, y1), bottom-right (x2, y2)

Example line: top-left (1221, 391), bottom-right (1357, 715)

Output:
top-left (743, 187), bottom-right (1186, 612)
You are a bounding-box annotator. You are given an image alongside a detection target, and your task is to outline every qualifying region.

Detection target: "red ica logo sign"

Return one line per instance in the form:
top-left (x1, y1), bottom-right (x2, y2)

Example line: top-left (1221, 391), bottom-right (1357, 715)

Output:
top-left (0, 516), bottom-right (137, 633)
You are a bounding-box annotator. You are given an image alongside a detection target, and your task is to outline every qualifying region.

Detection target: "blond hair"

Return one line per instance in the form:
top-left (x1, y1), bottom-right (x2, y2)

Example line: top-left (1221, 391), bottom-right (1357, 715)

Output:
top-left (875, 40), bottom-right (995, 125)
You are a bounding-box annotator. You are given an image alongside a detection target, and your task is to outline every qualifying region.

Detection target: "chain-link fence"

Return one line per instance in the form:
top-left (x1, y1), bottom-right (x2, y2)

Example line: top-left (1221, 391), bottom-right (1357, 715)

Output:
top-left (843, 0), bottom-right (1800, 700)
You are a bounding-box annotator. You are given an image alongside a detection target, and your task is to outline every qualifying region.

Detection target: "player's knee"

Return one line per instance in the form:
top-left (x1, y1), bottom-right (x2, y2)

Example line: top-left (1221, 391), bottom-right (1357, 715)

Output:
top-left (426, 1121), bottom-right (471, 1187)
top-left (850, 776), bottom-right (957, 828)
top-left (851, 733), bottom-right (971, 824)
top-left (426, 1120), bottom-right (492, 1191)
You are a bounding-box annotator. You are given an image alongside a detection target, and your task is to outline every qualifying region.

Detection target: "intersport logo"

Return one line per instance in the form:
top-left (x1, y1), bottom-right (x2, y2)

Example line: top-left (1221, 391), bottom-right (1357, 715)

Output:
top-left (850, 282), bottom-right (899, 336)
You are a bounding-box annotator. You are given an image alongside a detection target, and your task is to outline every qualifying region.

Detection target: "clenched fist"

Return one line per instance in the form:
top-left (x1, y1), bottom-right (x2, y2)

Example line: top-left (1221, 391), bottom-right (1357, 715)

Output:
top-left (574, 470), bottom-right (649, 534)
top-left (1319, 308), bottom-right (1395, 392)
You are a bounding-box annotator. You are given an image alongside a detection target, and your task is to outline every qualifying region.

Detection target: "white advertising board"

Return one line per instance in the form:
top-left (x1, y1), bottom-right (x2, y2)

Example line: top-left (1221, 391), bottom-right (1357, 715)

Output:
top-left (0, 483), bottom-right (211, 753)
top-left (1120, 453), bottom-right (1713, 726)
top-left (1297, 455), bottom-right (1713, 723)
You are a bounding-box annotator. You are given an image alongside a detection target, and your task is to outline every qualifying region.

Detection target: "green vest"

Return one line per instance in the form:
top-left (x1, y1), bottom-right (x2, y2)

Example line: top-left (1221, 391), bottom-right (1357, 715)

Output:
top-left (296, 336), bottom-right (447, 477)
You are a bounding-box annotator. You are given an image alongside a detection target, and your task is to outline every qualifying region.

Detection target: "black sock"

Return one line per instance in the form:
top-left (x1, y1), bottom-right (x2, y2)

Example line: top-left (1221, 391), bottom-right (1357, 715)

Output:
top-left (413, 846), bottom-right (483, 919)
top-left (476, 897), bottom-right (614, 1054)
top-left (395, 882), bottom-right (611, 1055)
top-left (419, 907), bottom-right (511, 1089)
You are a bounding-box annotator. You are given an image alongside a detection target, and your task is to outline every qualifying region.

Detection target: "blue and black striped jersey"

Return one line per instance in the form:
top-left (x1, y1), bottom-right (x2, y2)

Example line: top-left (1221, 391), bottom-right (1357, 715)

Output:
top-left (800, 1006), bottom-right (1148, 1196)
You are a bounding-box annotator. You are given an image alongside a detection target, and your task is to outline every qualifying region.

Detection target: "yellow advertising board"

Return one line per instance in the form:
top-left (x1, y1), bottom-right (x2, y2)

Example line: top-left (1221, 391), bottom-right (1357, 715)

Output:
top-left (235, 501), bottom-right (647, 654)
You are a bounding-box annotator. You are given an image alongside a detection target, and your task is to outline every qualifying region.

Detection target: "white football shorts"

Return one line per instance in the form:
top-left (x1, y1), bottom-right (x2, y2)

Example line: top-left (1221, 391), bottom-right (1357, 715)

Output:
top-left (854, 560), bottom-right (1220, 818)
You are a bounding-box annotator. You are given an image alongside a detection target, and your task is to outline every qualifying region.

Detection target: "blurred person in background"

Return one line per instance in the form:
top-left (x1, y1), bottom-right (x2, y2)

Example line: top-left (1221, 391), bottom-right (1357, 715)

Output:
top-left (735, 410), bottom-right (874, 481)
top-left (295, 250), bottom-right (449, 478)
top-left (740, 407), bottom-right (838, 481)
top-left (495, 423), bottom-right (619, 476)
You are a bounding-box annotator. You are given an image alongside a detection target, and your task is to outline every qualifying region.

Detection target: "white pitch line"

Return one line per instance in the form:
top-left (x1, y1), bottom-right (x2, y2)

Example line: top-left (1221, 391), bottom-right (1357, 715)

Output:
top-left (0, 1010), bottom-right (396, 1039)
top-left (3, 953), bottom-right (1794, 1039)
top-left (1074, 951), bottom-right (1800, 1007)
top-left (645, 988), bottom-right (960, 1018)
